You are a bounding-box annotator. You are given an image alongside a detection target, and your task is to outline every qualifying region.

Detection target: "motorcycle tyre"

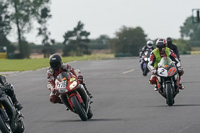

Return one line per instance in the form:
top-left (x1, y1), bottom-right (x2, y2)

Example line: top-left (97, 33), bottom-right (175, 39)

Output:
top-left (166, 83), bottom-right (174, 106)
top-left (71, 95), bottom-right (88, 121)
top-left (87, 107), bottom-right (93, 120)
top-left (14, 119), bottom-right (25, 133)
top-left (143, 68), bottom-right (149, 76)
top-left (0, 115), bottom-right (12, 133)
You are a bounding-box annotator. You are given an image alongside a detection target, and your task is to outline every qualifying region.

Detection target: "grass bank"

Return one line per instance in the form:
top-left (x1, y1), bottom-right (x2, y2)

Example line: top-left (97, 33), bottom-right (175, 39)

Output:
top-left (0, 54), bottom-right (114, 72)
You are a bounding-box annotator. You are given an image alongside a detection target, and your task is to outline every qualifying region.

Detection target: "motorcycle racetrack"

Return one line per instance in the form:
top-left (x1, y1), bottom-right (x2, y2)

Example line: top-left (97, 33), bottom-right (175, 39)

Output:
top-left (5, 55), bottom-right (200, 133)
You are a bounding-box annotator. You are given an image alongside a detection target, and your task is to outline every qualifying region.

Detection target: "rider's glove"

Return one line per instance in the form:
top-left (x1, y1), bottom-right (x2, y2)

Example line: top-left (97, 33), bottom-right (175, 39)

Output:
top-left (4, 84), bottom-right (12, 90)
top-left (177, 66), bottom-right (184, 75)
top-left (176, 62), bottom-right (184, 74)
top-left (151, 69), bottom-right (157, 75)
top-left (77, 75), bottom-right (83, 83)
top-left (52, 89), bottom-right (60, 96)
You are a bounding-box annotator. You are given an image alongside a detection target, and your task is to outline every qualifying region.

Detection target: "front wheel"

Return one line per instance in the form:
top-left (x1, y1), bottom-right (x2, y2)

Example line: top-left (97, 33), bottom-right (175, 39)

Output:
top-left (166, 83), bottom-right (174, 106)
top-left (87, 107), bottom-right (93, 120)
top-left (70, 95), bottom-right (88, 121)
top-left (14, 119), bottom-right (25, 133)
top-left (142, 63), bottom-right (149, 76)
top-left (0, 114), bottom-right (12, 133)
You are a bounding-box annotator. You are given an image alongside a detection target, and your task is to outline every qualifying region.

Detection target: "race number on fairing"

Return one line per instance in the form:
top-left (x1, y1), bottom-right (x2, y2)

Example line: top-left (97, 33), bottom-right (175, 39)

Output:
top-left (157, 68), bottom-right (168, 77)
top-left (57, 81), bottom-right (66, 89)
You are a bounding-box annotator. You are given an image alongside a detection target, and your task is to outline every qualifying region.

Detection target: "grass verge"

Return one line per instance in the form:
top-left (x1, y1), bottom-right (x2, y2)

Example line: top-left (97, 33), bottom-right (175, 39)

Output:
top-left (0, 54), bottom-right (114, 72)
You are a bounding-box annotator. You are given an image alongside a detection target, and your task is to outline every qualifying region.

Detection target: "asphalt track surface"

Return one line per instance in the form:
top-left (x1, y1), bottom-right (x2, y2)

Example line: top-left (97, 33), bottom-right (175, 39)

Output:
top-left (4, 55), bottom-right (200, 133)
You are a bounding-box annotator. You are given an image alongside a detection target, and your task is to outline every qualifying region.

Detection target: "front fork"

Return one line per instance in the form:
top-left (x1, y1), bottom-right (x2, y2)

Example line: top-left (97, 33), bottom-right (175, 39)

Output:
top-left (0, 103), bottom-right (10, 122)
top-left (65, 85), bottom-right (90, 113)
top-left (157, 77), bottom-right (178, 98)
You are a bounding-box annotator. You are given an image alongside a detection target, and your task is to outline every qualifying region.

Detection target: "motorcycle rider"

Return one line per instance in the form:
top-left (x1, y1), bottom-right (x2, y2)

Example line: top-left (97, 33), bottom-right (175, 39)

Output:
top-left (139, 40), bottom-right (155, 71)
top-left (139, 40), bottom-right (155, 58)
top-left (0, 75), bottom-right (23, 110)
top-left (166, 37), bottom-right (180, 61)
top-left (148, 39), bottom-right (184, 91)
top-left (47, 54), bottom-right (93, 104)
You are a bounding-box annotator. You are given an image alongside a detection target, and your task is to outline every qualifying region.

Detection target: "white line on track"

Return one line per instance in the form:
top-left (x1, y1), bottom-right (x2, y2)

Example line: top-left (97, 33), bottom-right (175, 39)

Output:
top-left (122, 68), bottom-right (135, 74)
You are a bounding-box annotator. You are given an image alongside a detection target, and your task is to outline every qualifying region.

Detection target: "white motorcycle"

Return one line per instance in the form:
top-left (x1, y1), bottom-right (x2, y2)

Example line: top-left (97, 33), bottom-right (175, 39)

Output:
top-left (156, 57), bottom-right (180, 106)
top-left (141, 50), bottom-right (151, 76)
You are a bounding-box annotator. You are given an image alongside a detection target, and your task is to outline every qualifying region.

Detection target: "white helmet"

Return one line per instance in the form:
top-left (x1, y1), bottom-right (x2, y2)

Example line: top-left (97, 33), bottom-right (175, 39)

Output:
top-left (146, 40), bottom-right (153, 48)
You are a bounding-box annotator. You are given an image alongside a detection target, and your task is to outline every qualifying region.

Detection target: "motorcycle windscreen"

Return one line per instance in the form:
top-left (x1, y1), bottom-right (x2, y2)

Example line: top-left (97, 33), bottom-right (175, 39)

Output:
top-left (56, 72), bottom-right (71, 82)
top-left (158, 57), bottom-right (173, 68)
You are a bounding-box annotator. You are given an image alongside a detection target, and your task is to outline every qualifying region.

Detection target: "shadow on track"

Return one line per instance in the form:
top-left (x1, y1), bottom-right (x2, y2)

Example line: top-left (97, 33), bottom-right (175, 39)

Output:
top-left (149, 104), bottom-right (200, 107)
top-left (39, 118), bottom-right (124, 123)
top-left (173, 104), bottom-right (200, 107)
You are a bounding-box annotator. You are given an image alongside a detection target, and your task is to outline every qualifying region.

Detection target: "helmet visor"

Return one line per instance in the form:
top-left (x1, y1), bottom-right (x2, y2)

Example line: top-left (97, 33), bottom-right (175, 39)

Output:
top-left (50, 62), bottom-right (61, 69)
top-left (157, 42), bottom-right (165, 51)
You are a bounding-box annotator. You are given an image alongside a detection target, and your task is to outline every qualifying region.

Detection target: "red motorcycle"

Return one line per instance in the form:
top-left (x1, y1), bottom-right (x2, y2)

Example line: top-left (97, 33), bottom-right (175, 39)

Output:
top-left (52, 72), bottom-right (93, 121)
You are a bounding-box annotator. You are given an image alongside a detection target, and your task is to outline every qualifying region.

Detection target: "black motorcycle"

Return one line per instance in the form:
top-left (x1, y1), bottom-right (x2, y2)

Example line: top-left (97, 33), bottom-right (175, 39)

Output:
top-left (0, 86), bottom-right (25, 133)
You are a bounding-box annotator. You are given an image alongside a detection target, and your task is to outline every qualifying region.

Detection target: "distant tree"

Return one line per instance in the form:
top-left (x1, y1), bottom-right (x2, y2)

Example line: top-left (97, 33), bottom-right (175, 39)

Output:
top-left (173, 39), bottom-right (191, 54)
top-left (8, 0), bottom-right (50, 58)
top-left (110, 26), bottom-right (146, 56)
top-left (37, 3), bottom-right (55, 58)
top-left (0, 0), bottom-right (16, 53)
top-left (63, 21), bottom-right (91, 56)
top-left (89, 35), bottom-right (110, 49)
top-left (180, 16), bottom-right (200, 46)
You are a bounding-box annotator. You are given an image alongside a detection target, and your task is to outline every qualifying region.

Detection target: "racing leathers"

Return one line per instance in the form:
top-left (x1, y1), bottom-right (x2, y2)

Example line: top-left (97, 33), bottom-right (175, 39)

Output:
top-left (148, 47), bottom-right (184, 90)
top-left (0, 75), bottom-right (23, 110)
top-left (47, 64), bottom-right (92, 104)
top-left (139, 46), bottom-right (155, 71)
top-left (167, 42), bottom-right (180, 61)
top-left (139, 46), bottom-right (154, 58)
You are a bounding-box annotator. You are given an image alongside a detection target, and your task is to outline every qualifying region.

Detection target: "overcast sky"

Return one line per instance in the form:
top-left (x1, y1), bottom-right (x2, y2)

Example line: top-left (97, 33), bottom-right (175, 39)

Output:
top-left (8, 0), bottom-right (200, 43)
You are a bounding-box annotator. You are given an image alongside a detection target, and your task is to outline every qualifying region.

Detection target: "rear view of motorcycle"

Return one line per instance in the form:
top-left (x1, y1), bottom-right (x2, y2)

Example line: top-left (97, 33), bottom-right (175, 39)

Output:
top-left (0, 86), bottom-right (25, 133)
top-left (52, 72), bottom-right (93, 121)
top-left (156, 57), bottom-right (180, 106)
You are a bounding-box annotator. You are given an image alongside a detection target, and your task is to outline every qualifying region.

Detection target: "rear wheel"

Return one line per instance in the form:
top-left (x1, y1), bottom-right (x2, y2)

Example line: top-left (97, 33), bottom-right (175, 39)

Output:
top-left (166, 83), bottom-right (174, 106)
top-left (143, 63), bottom-right (149, 76)
top-left (0, 114), bottom-right (12, 133)
top-left (71, 95), bottom-right (88, 121)
top-left (143, 67), bottom-right (149, 76)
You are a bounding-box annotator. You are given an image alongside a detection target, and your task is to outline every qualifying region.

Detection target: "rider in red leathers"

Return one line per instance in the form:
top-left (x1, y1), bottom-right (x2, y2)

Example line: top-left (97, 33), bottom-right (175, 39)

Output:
top-left (148, 39), bottom-right (184, 91)
top-left (47, 54), bottom-right (92, 104)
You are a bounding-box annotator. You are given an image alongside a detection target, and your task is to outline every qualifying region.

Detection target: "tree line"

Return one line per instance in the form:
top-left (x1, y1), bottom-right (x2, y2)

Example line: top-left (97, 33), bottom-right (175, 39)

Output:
top-left (0, 0), bottom-right (199, 59)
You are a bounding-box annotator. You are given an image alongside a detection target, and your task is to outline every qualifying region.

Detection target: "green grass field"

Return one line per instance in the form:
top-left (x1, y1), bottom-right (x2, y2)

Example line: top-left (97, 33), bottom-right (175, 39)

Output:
top-left (0, 54), bottom-right (114, 72)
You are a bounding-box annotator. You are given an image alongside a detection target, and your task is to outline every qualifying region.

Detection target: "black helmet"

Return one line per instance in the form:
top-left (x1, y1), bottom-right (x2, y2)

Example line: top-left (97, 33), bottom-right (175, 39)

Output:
top-left (49, 54), bottom-right (62, 70)
top-left (166, 37), bottom-right (172, 44)
top-left (156, 39), bottom-right (166, 52)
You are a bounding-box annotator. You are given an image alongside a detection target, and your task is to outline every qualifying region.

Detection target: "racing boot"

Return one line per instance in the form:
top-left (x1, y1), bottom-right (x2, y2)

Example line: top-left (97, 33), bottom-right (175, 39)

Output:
top-left (11, 94), bottom-right (23, 110)
top-left (154, 85), bottom-right (158, 91)
top-left (179, 83), bottom-right (185, 90)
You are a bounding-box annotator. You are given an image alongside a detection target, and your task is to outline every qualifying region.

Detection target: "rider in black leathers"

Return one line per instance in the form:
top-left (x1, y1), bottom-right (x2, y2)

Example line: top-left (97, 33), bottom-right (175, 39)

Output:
top-left (166, 37), bottom-right (180, 61)
top-left (0, 75), bottom-right (23, 110)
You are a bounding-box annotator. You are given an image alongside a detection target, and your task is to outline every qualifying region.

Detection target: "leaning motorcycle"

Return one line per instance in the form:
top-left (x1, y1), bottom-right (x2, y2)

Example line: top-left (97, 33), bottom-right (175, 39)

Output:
top-left (50, 72), bottom-right (93, 121)
top-left (156, 57), bottom-right (180, 106)
top-left (141, 50), bottom-right (151, 76)
top-left (0, 86), bottom-right (25, 133)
